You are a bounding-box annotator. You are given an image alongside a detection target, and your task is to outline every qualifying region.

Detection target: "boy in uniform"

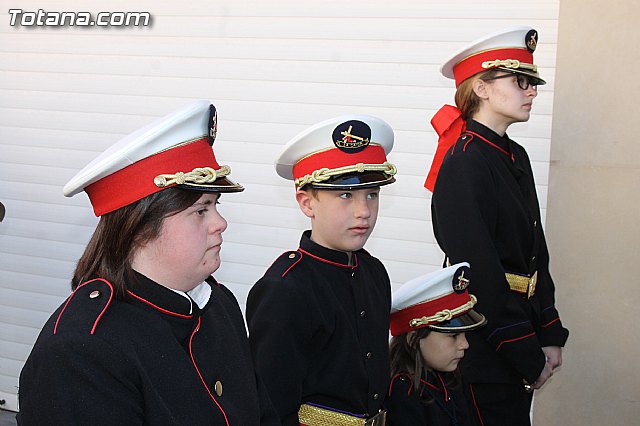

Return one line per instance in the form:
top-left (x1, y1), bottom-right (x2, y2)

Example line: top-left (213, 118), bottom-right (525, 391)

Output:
top-left (247, 115), bottom-right (397, 426)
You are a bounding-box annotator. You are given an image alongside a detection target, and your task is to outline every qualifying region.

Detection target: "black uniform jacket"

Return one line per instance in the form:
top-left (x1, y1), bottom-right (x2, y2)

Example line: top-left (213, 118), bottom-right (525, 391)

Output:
top-left (431, 120), bottom-right (569, 385)
top-left (247, 231), bottom-right (391, 426)
top-left (387, 372), bottom-right (481, 426)
top-left (18, 272), bottom-right (279, 425)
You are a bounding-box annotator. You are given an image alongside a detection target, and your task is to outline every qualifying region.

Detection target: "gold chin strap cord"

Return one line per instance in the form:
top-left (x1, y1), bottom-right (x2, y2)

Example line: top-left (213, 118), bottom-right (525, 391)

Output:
top-left (294, 162), bottom-right (397, 188)
top-left (481, 59), bottom-right (538, 73)
top-left (409, 294), bottom-right (478, 328)
top-left (154, 165), bottom-right (231, 188)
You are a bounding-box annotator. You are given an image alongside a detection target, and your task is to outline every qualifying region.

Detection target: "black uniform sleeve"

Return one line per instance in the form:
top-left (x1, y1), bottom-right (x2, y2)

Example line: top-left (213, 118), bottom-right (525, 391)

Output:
top-left (215, 283), bottom-right (282, 426)
top-left (247, 270), bottom-right (312, 426)
top-left (534, 229), bottom-right (569, 347)
top-left (386, 376), bottom-right (426, 425)
top-left (254, 372), bottom-right (283, 426)
top-left (432, 150), bottom-right (546, 384)
top-left (18, 332), bottom-right (143, 425)
top-left (515, 148), bottom-right (569, 348)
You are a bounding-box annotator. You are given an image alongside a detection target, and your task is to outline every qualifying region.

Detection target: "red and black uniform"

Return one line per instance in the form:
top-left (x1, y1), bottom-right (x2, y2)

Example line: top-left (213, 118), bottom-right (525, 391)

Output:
top-left (430, 119), bottom-right (569, 424)
top-left (247, 231), bottom-right (391, 426)
top-left (18, 272), bottom-right (279, 425)
top-left (387, 372), bottom-right (481, 426)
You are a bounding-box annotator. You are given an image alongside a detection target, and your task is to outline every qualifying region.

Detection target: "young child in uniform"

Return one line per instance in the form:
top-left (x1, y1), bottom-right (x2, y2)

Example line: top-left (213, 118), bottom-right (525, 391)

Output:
top-left (388, 263), bottom-right (486, 426)
top-left (247, 115), bottom-right (397, 426)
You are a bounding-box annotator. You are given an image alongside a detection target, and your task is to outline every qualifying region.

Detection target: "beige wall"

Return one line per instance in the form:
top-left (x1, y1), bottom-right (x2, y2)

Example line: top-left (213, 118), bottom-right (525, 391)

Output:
top-left (535, 1), bottom-right (640, 424)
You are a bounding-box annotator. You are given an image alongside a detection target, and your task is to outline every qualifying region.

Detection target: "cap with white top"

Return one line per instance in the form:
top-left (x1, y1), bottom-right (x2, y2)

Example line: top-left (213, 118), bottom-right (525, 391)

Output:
top-left (63, 100), bottom-right (243, 216)
top-left (275, 115), bottom-right (397, 189)
top-left (390, 262), bottom-right (486, 336)
top-left (441, 26), bottom-right (546, 87)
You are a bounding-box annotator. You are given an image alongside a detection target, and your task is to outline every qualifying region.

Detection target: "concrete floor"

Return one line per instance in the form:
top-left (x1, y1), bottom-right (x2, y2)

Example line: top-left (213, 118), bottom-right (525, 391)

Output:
top-left (0, 410), bottom-right (16, 426)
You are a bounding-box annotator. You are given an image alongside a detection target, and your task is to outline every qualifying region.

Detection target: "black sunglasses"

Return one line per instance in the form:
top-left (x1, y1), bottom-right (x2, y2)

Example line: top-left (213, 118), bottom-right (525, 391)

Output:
top-left (484, 72), bottom-right (538, 91)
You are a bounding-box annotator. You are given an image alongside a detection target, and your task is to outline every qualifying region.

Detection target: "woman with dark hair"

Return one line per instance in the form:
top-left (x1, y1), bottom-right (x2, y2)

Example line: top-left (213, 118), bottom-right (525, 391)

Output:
top-left (17, 100), bottom-right (279, 425)
top-left (388, 263), bottom-right (486, 425)
top-left (425, 27), bottom-right (570, 425)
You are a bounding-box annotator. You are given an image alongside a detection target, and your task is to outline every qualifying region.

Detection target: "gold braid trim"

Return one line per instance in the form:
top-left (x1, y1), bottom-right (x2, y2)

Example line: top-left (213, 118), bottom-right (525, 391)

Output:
top-left (481, 59), bottom-right (538, 73)
top-left (505, 271), bottom-right (537, 298)
top-left (154, 165), bottom-right (231, 188)
top-left (409, 294), bottom-right (478, 328)
top-left (294, 162), bottom-right (397, 187)
top-left (298, 404), bottom-right (368, 426)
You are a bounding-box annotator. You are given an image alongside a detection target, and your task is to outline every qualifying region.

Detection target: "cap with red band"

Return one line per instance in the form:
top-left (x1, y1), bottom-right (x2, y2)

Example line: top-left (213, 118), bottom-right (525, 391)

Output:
top-left (63, 100), bottom-right (243, 216)
top-left (441, 26), bottom-right (546, 87)
top-left (275, 115), bottom-right (397, 189)
top-left (424, 26), bottom-right (546, 193)
top-left (390, 262), bottom-right (486, 336)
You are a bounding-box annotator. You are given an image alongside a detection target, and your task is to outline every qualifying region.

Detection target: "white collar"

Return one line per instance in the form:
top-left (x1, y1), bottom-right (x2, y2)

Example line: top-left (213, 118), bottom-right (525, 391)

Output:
top-left (168, 281), bottom-right (212, 314)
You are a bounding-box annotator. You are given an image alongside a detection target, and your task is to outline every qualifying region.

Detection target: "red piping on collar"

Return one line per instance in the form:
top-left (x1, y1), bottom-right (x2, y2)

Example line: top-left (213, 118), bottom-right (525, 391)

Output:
top-left (417, 374), bottom-right (450, 403)
top-left (127, 289), bottom-right (193, 319)
top-left (54, 278), bottom-right (114, 335)
top-left (298, 248), bottom-right (357, 269)
top-left (466, 130), bottom-right (514, 161)
top-left (420, 377), bottom-right (441, 393)
top-left (437, 372), bottom-right (450, 401)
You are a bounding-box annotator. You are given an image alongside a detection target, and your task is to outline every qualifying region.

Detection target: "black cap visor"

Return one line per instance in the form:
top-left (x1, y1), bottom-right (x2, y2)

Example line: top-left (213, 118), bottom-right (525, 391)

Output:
top-left (307, 171), bottom-right (395, 190)
top-left (178, 177), bottom-right (244, 193)
top-left (496, 67), bottom-right (546, 86)
top-left (428, 309), bottom-right (487, 333)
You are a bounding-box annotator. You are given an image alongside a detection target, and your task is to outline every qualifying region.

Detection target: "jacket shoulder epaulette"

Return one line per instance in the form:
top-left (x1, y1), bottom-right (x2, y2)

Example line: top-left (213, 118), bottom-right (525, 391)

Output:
top-left (262, 250), bottom-right (303, 280)
top-left (53, 278), bottom-right (115, 335)
top-left (389, 373), bottom-right (413, 395)
top-left (452, 132), bottom-right (475, 154)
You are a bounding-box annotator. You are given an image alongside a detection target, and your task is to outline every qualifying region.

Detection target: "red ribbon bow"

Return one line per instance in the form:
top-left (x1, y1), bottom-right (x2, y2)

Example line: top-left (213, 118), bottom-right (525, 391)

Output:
top-left (424, 105), bottom-right (466, 192)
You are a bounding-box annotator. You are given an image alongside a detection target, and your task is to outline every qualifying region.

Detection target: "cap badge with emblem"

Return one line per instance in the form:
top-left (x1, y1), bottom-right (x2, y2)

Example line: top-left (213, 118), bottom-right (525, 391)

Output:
top-left (275, 114), bottom-right (396, 189)
top-left (208, 104), bottom-right (218, 145)
top-left (525, 29), bottom-right (538, 53)
top-left (453, 265), bottom-right (471, 293)
top-left (332, 120), bottom-right (371, 152)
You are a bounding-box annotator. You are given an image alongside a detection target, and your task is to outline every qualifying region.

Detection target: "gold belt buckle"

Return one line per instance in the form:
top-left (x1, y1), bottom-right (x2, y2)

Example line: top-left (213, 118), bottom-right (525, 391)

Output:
top-left (528, 271), bottom-right (538, 298)
top-left (365, 410), bottom-right (387, 426)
